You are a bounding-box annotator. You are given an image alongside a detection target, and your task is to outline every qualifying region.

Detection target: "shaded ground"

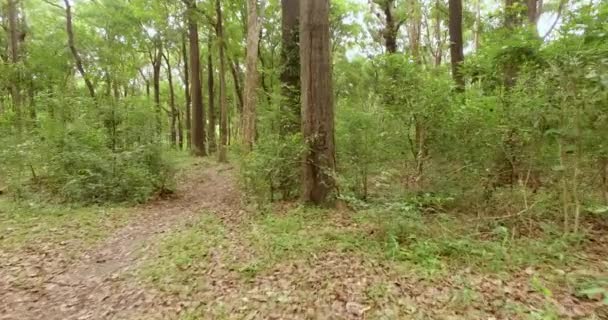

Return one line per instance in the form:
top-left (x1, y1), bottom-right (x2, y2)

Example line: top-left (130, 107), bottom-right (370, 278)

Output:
top-left (1, 161), bottom-right (607, 320)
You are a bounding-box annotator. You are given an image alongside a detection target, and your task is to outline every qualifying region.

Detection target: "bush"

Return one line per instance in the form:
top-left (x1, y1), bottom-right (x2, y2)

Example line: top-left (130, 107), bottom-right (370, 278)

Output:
top-left (239, 133), bottom-right (305, 204)
top-left (0, 98), bottom-right (174, 205)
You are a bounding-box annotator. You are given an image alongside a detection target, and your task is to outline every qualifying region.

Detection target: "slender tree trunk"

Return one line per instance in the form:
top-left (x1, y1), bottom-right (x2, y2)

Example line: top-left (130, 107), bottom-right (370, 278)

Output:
top-left (8, 0), bottom-right (21, 122)
top-left (177, 109), bottom-right (184, 149)
top-left (407, 0), bottom-right (422, 62)
top-left (182, 32), bottom-right (192, 149)
top-left (207, 37), bottom-right (217, 153)
top-left (449, 0), bottom-right (465, 91)
top-left (300, 0), bottom-right (336, 205)
top-left (152, 43), bottom-right (162, 137)
top-left (139, 69), bottom-right (150, 98)
top-left (280, 0), bottom-right (300, 134)
top-left (216, 0), bottom-right (228, 162)
top-left (63, 0), bottom-right (95, 99)
top-left (243, 0), bottom-right (263, 151)
top-left (433, 0), bottom-right (443, 66)
top-left (229, 59), bottom-right (244, 116)
top-left (474, 0), bottom-right (481, 52)
top-left (186, 1), bottom-right (207, 156)
top-left (163, 52), bottom-right (177, 147)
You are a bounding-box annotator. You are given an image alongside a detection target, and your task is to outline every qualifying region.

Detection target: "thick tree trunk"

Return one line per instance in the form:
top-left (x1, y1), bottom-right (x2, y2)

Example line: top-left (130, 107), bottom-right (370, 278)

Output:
top-left (449, 0), bottom-right (465, 91)
top-left (380, 0), bottom-right (398, 54)
top-left (63, 0), bottom-right (95, 99)
top-left (182, 33), bottom-right (192, 149)
top-left (216, 0), bottom-right (228, 162)
top-left (207, 37), bottom-right (217, 153)
top-left (300, 0), bottom-right (336, 205)
top-left (527, 0), bottom-right (542, 26)
top-left (243, 0), bottom-right (263, 151)
top-left (280, 0), bottom-right (300, 134)
top-left (187, 2), bottom-right (207, 156)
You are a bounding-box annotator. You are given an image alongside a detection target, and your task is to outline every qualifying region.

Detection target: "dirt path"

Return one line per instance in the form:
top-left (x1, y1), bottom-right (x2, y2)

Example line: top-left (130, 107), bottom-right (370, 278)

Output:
top-left (2, 161), bottom-right (606, 320)
top-left (0, 161), bottom-right (240, 320)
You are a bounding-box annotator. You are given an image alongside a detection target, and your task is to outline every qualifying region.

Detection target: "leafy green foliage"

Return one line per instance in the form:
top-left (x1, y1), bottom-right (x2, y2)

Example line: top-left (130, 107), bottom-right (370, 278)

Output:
top-left (239, 134), bottom-right (306, 203)
top-left (0, 98), bottom-right (174, 204)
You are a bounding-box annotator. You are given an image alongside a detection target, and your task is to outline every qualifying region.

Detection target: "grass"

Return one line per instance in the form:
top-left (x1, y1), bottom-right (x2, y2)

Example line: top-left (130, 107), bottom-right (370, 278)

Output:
top-left (241, 202), bottom-right (585, 277)
top-left (244, 206), bottom-right (381, 274)
top-left (138, 213), bottom-right (226, 294)
top-left (0, 197), bottom-right (131, 252)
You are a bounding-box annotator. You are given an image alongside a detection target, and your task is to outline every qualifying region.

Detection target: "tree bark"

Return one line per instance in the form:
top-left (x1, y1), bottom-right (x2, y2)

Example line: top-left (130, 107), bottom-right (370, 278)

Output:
top-left (7, 0), bottom-right (21, 120)
top-left (63, 0), bottom-right (95, 99)
top-left (474, 0), bottom-right (481, 52)
top-left (449, 0), bottom-right (465, 91)
top-left (216, 0), bottom-right (228, 162)
top-left (207, 36), bottom-right (217, 153)
top-left (407, 0), bottom-right (422, 62)
top-left (526, 0), bottom-right (542, 26)
top-left (378, 0), bottom-right (398, 54)
top-left (151, 42), bottom-right (162, 137)
top-left (280, 0), bottom-right (300, 134)
top-left (300, 0), bottom-right (336, 205)
top-left (163, 52), bottom-right (177, 147)
top-left (181, 32), bottom-right (192, 149)
top-left (186, 1), bottom-right (207, 156)
top-left (243, 0), bottom-right (263, 151)
top-left (229, 59), bottom-right (244, 116)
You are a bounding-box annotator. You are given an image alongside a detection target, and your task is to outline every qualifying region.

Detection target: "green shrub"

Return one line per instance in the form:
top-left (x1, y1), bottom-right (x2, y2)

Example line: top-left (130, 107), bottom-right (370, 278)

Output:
top-left (0, 98), bottom-right (174, 205)
top-left (239, 133), bottom-right (305, 204)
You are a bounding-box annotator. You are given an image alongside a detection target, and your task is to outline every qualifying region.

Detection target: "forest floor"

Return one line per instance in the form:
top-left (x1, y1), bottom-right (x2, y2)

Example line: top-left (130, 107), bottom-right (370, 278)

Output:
top-left (1, 159), bottom-right (607, 320)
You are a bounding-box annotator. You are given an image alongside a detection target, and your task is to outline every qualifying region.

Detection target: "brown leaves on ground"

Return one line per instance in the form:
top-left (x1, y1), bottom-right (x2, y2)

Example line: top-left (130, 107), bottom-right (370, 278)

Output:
top-left (1, 161), bottom-right (607, 320)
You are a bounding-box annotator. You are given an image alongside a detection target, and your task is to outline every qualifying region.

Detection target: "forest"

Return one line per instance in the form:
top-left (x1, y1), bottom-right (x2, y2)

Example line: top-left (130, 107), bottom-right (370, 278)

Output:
top-left (0, 0), bottom-right (607, 319)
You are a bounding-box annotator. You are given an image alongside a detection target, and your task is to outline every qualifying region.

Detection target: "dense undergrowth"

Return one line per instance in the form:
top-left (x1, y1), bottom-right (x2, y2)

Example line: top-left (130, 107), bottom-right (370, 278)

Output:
top-left (0, 97), bottom-right (176, 205)
top-left (240, 3), bottom-right (608, 238)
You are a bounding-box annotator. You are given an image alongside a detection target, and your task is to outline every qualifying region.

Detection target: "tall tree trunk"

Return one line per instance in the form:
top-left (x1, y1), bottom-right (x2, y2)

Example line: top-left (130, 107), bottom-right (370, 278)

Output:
top-left (527, 0), bottom-right (541, 26)
top-left (182, 32), bottom-right (192, 149)
top-left (300, 0), bottom-right (336, 205)
top-left (379, 0), bottom-right (398, 54)
top-left (280, 0), bottom-right (300, 134)
top-left (187, 1), bottom-right (207, 156)
top-left (433, 0), bottom-right (443, 66)
top-left (63, 0), bottom-right (95, 99)
top-left (151, 42), bottom-right (162, 137)
top-left (177, 109), bottom-right (184, 149)
top-left (229, 57), bottom-right (244, 139)
top-left (407, 0), bottom-right (422, 62)
top-left (216, 0), bottom-right (228, 162)
top-left (474, 0), bottom-right (481, 52)
top-left (163, 52), bottom-right (177, 147)
top-left (243, 0), bottom-right (263, 151)
top-left (449, 0), bottom-right (465, 91)
top-left (207, 37), bottom-right (217, 153)
top-left (7, 0), bottom-right (21, 122)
